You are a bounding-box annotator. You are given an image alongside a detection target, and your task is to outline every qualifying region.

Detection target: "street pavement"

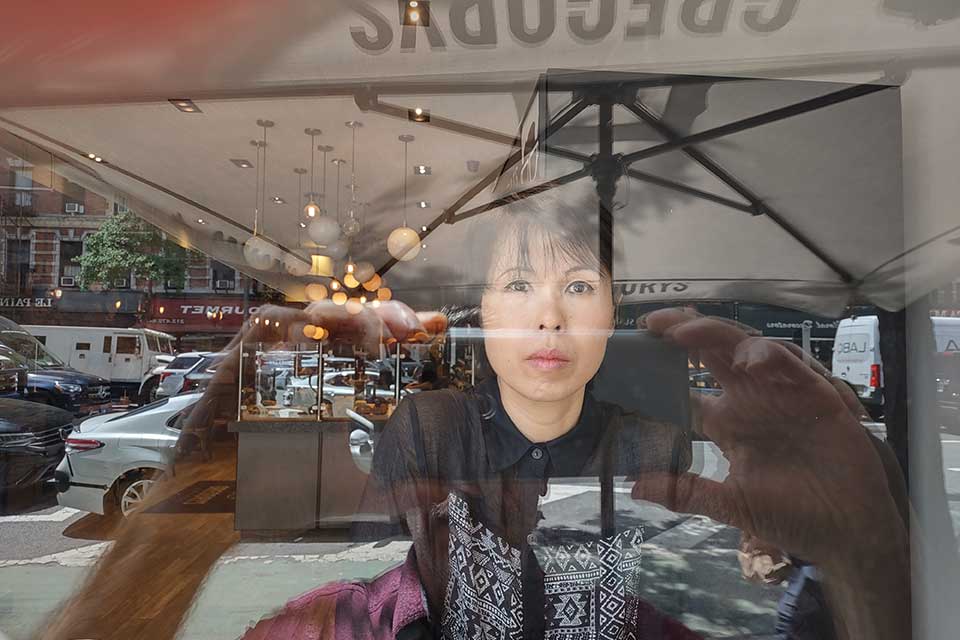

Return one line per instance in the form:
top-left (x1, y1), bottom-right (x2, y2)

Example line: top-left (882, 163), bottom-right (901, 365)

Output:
top-left (2, 433), bottom-right (958, 640)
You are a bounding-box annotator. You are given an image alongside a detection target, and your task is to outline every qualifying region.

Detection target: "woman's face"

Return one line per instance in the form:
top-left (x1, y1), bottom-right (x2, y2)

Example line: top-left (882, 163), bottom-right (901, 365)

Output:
top-left (480, 228), bottom-right (614, 404)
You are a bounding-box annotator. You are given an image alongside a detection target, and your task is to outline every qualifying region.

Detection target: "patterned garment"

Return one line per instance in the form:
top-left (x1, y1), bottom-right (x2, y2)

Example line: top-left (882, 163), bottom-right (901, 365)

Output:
top-left (442, 492), bottom-right (645, 640)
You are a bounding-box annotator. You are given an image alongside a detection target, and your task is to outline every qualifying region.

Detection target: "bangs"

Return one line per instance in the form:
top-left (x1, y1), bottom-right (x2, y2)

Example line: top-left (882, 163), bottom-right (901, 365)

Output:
top-left (496, 213), bottom-right (607, 280)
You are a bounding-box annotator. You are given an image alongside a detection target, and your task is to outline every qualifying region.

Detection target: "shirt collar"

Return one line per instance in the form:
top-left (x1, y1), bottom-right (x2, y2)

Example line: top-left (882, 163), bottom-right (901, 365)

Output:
top-left (477, 377), bottom-right (601, 475)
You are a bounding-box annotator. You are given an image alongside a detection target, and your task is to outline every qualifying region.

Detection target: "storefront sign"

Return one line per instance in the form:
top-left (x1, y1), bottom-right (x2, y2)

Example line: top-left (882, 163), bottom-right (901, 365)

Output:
top-left (144, 297), bottom-right (264, 333)
top-left (350, 0), bottom-right (801, 53)
top-left (0, 296), bottom-right (54, 308)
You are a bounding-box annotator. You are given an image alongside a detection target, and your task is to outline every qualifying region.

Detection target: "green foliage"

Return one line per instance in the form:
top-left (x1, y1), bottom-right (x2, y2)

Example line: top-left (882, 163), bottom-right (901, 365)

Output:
top-left (76, 210), bottom-right (188, 292)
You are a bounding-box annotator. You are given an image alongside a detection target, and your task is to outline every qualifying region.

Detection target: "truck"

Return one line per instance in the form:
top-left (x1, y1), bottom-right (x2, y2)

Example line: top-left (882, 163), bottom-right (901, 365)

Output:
top-left (832, 315), bottom-right (960, 420)
top-left (21, 325), bottom-right (175, 403)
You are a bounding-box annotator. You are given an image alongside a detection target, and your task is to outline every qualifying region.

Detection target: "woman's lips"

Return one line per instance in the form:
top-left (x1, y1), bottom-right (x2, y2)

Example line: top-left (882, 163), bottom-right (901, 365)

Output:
top-left (525, 349), bottom-right (571, 371)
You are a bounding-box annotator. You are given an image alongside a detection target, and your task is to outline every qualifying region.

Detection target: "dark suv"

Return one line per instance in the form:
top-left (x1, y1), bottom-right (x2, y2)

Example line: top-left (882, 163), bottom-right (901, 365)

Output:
top-left (0, 398), bottom-right (74, 491)
top-left (0, 316), bottom-right (111, 416)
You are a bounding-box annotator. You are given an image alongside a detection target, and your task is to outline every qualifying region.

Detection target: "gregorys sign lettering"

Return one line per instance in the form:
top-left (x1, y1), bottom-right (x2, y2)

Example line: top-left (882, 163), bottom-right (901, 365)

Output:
top-left (350, 0), bottom-right (799, 53)
top-left (617, 281), bottom-right (690, 296)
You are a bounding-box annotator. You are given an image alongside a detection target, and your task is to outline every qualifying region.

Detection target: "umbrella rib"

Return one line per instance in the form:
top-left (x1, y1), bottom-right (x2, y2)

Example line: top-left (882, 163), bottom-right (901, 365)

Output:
top-left (620, 83), bottom-right (890, 166)
top-left (542, 144), bottom-right (757, 216)
top-left (375, 98), bottom-right (592, 276)
top-left (447, 168), bottom-right (592, 224)
top-left (619, 101), bottom-right (762, 215)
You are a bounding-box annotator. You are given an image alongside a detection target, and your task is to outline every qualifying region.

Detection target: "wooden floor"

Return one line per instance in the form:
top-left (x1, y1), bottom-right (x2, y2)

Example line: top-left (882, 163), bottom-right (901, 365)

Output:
top-left (40, 439), bottom-right (245, 640)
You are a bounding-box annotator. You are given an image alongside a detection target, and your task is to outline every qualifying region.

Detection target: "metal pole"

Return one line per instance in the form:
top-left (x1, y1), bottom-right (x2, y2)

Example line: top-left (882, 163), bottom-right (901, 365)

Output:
top-left (394, 341), bottom-right (402, 406)
top-left (317, 341), bottom-right (323, 422)
top-left (242, 276), bottom-right (251, 322)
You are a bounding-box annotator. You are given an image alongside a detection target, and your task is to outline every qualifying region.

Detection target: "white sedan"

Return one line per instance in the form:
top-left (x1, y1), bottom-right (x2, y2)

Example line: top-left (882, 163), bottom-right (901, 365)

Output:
top-left (54, 393), bottom-right (201, 517)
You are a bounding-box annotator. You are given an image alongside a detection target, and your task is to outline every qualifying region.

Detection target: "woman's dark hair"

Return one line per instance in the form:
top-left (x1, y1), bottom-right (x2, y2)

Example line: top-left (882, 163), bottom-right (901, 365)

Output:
top-left (471, 188), bottom-right (614, 289)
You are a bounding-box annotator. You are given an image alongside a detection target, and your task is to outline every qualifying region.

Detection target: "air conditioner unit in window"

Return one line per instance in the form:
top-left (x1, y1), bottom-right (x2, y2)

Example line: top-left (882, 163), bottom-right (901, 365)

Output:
top-left (59, 276), bottom-right (76, 287)
top-left (114, 278), bottom-right (129, 289)
top-left (64, 203), bottom-right (85, 214)
top-left (215, 280), bottom-right (235, 290)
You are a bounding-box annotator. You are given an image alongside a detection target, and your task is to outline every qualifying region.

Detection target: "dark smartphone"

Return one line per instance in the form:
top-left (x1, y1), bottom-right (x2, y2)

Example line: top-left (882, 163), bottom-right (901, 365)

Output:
top-left (589, 330), bottom-right (690, 430)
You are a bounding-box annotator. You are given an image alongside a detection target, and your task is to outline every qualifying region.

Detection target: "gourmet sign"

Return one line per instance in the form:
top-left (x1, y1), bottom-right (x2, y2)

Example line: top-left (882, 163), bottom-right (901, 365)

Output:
top-left (349, 0), bottom-right (800, 53)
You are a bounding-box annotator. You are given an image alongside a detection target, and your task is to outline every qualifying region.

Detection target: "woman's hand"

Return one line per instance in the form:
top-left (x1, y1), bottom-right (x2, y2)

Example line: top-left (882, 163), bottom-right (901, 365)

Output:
top-left (633, 308), bottom-right (905, 573)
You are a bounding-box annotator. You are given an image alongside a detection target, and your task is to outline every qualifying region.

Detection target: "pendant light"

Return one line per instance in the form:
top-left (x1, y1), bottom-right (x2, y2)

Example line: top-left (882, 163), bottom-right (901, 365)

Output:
top-left (387, 134), bottom-right (421, 261)
top-left (303, 128), bottom-right (322, 218)
top-left (243, 118), bottom-right (277, 270)
top-left (324, 158), bottom-right (349, 260)
top-left (307, 143), bottom-right (341, 246)
top-left (283, 167), bottom-right (312, 276)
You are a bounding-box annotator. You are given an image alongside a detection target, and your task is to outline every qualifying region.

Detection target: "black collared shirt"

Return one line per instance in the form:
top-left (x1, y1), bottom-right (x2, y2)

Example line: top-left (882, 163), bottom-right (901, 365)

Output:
top-left (478, 377), bottom-right (605, 484)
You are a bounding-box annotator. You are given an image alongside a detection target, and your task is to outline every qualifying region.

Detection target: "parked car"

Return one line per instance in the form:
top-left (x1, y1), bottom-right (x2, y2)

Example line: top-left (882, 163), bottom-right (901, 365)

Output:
top-left (23, 325), bottom-right (176, 402)
top-left (155, 352), bottom-right (211, 398)
top-left (0, 398), bottom-right (74, 492)
top-left (54, 393), bottom-right (202, 517)
top-left (180, 353), bottom-right (223, 395)
top-left (936, 351), bottom-right (960, 433)
top-left (0, 345), bottom-right (28, 399)
top-left (0, 316), bottom-right (111, 416)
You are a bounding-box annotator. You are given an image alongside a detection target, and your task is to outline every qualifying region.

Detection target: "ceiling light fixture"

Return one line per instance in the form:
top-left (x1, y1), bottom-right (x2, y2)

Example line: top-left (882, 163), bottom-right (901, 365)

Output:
top-left (417, 201), bottom-right (430, 208)
top-left (408, 107), bottom-right (430, 123)
top-left (94, 157), bottom-right (103, 163)
top-left (414, 165), bottom-right (431, 175)
top-left (197, 218), bottom-right (207, 225)
top-left (87, 153), bottom-right (96, 159)
top-left (402, 0), bottom-right (429, 26)
top-left (169, 98), bottom-right (202, 113)
top-left (342, 121), bottom-right (363, 239)
top-left (272, 196), bottom-right (286, 205)
top-left (243, 119), bottom-right (278, 271)
top-left (421, 225), bottom-right (428, 232)
top-left (230, 158), bottom-right (254, 169)
top-left (388, 135), bottom-right (422, 262)
top-left (303, 128), bottom-right (323, 219)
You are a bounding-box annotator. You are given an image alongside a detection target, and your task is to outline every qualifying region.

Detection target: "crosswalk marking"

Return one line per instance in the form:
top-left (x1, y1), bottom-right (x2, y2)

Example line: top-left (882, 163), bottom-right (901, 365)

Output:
top-left (0, 508), bottom-right (79, 524)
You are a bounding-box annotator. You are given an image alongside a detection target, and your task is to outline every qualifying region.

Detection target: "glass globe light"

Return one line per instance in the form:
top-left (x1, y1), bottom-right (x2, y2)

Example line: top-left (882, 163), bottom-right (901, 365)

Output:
top-left (353, 261), bottom-right (375, 283)
top-left (332, 291), bottom-right (348, 306)
top-left (343, 273), bottom-right (360, 289)
top-left (305, 283), bottom-right (328, 301)
top-left (387, 227), bottom-right (421, 261)
top-left (304, 199), bottom-right (320, 218)
top-left (307, 218), bottom-right (341, 245)
top-left (377, 287), bottom-right (392, 301)
top-left (330, 280), bottom-right (341, 291)
top-left (303, 324), bottom-right (317, 339)
top-left (342, 215), bottom-right (361, 237)
top-left (362, 273), bottom-right (382, 291)
top-left (243, 237), bottom-right (275, 270)
top-left (325, 239), bottom-right (349, 260)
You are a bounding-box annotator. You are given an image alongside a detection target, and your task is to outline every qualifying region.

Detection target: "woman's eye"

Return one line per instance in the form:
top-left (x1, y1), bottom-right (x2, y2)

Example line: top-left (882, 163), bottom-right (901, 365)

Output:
top-left (505, 280), bottom-right (531, 293)
top-left (566, 280), bottom-right (596, 294)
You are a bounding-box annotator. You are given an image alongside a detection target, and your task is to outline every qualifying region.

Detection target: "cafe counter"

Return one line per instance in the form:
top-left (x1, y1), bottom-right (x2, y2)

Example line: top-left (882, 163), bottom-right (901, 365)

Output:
top-left (228, 417), bottom-right (388, 533)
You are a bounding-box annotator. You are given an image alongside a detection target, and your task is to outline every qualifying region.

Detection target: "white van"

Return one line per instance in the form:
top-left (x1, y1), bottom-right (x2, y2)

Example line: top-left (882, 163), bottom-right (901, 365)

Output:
top-left (832, 315), bottom-right (960, 419)
top-left (22, 325), bottom-right (175, 402)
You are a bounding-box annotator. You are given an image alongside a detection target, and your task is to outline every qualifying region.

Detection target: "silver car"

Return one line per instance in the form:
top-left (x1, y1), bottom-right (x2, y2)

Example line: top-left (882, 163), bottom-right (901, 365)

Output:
top-left (54, 393), bottom-right (201, 517)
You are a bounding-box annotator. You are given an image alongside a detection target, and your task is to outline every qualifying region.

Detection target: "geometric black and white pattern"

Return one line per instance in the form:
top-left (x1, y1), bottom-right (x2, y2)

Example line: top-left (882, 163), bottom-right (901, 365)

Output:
top-left (441, 492), bottom-right (645, 640)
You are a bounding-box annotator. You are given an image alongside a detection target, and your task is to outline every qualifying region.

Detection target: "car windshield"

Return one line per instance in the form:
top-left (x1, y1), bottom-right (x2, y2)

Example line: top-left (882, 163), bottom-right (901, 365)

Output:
top-left (0, 329), bottom-right (65, 368)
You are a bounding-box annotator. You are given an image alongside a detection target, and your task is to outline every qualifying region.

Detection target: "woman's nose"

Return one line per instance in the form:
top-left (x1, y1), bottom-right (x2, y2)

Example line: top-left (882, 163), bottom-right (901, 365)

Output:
top-left (535, 292), bottom-right (564, 331)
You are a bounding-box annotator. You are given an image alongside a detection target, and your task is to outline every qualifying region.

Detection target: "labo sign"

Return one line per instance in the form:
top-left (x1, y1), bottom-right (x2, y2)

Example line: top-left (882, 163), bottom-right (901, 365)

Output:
top-left (350, 0), bottom-right (799, 52)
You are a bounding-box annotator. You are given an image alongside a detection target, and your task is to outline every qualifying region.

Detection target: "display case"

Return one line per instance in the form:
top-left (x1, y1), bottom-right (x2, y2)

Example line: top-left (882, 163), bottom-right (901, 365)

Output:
top-left (237, 340), bottom-right (404, 422)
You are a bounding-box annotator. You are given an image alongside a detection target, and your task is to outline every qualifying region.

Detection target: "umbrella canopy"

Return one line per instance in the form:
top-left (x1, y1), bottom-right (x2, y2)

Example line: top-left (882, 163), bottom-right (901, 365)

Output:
top-left (1, 0), bottom-right (959, 318)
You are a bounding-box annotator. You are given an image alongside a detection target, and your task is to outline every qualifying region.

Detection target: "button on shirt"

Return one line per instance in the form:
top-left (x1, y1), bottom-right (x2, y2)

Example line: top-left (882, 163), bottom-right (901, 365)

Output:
top-left (478, 377), bottom-right (603, 485)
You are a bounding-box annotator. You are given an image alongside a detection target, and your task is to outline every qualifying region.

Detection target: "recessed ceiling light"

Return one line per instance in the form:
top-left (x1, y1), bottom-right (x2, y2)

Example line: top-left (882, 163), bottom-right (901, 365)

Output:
top-left (169, 98), bottom-right (202, 113)
top-left (421, 225), bottom-right (428, 232)
top-left (402, 0), bottom-right (429, 26)
top-left (230, 159), bottom-right (254, 169)
top-left (299, 222), bottom-right (307, 229)
top-left (272, 196), bottom-right (286, 205)
top-left (421, 243), bottom-right (427, 249)
top-left (87, 153), bottom-right (96, 159)
top-left (197, 218), bottom-right (207, 225)
top-left (413, 165), bottom-right (431, 175)
top-left (417, 201), bottom-right (430, 208)
top-left (94, 157), bottom-right (103, 163)
top-left (408, 107), bottom-right (430, 123)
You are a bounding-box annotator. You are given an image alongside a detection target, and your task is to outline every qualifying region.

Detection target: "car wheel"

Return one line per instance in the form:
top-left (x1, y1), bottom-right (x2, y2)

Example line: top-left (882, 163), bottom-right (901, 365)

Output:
top-left (139, 378), bottom-right (159, 404)
top-left (117, 474), bottom-right (158, 517)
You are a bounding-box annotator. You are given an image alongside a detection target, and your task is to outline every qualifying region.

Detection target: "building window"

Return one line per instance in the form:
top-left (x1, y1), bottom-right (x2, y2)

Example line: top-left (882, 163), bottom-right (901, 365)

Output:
top-left (211, 260), bottom-right (236, 291)
top-left (59, 239), bottom-right (82, 286)
top-left (8, 158), bottom-right (33, 212)
top-left (3, 238), bottom-right (31, 293)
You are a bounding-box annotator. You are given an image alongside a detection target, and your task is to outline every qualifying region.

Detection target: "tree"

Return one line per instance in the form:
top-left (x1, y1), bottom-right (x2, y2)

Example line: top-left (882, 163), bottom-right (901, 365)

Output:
top-left (76, 210), bottom-right (190, 293)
